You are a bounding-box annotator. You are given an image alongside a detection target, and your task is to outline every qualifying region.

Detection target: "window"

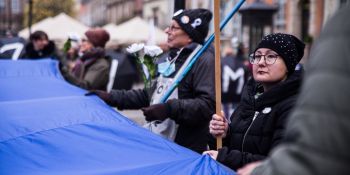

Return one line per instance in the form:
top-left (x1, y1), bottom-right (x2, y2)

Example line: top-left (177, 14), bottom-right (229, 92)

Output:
top-left (12, 0), bottom-right (20, 13)
top-left (340, 0), bottom-right (350, 6)
top-left (0, 0), bottom-right (5, 10)
top-left (274, 0), bottom-right (286, 29)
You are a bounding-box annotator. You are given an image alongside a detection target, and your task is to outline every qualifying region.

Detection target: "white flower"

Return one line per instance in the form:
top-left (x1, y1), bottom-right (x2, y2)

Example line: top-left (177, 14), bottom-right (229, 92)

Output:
top-left (126, 43), bottom-right (145, 54)
top-left (144, 45), bottom-right (163, 57)
top-left (127, 43), bottom-right (163, 89)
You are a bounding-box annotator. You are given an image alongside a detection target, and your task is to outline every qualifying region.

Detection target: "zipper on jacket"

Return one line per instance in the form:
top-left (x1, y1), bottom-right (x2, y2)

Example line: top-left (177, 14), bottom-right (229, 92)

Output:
top-left (241, 111), bottom-right (259, 153)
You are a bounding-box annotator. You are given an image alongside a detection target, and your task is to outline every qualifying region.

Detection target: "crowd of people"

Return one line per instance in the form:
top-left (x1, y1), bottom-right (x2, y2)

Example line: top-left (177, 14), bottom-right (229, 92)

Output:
top-left (1, 4), bottom-right (349, 174)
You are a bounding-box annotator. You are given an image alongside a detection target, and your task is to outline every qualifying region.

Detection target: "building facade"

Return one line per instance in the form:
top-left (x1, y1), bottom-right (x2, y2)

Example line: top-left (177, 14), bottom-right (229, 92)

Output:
top-left (142, 0), bottom-right (172, 29)
top-left (280, 0), bottom-right (349, 61)
top-left (77, 0), bottom-right (143, 27)
top-left (187, 0), bottom-right (349, 59)
top-left (65, 0), bottom-right (350, 56)
top-left (0, 0), bottom-right (25, 36)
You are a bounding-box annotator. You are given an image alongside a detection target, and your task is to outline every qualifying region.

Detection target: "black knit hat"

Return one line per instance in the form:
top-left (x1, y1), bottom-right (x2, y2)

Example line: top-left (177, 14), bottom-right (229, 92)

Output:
top-left (172, 9), bottom-right (212, 44)
top-left (255, 33), bottom-right (305, 74)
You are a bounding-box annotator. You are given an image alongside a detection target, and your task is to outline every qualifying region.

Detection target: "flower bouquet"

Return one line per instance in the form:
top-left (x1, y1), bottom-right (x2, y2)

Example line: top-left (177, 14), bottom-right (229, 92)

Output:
top-left (126, 43), bottom-right (163, 89)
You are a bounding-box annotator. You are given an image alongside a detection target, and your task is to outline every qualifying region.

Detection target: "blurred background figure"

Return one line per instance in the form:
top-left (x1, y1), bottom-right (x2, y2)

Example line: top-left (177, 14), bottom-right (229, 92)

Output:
top-left (221, 44), bottom-right (250, 119)
top-left (21, 30), bottom-right (61, 60)
top-left (61, 27), bottom-right (111, 91)
top-left (105, 46), bottom-right (139, 90)
top-left (0, 30), bottom-right (26, 60)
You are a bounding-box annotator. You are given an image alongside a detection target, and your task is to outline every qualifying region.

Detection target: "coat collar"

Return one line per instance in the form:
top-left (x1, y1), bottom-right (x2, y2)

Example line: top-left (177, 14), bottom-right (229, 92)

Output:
top-left (242, 69), bottom-right (303, 112)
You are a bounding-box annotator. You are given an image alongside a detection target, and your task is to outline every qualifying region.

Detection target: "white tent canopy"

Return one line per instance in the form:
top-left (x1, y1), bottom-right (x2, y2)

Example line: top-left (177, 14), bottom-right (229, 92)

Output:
top-left (111, 17), bottom-right (167, 45)
top-left (19, 13), bottom-right (88, 41)
top-left (102, 23), bottom-right (119, 42)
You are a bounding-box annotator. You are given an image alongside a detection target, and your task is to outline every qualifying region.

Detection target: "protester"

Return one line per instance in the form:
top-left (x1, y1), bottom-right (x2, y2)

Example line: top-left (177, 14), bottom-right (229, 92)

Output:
top-left (61, 28), bottom-right (111, 91)
top-left (221, 45), bottom-right (250, 118)
top-left (0, 30), bottom-right (26, 59)
top-left (21, 30), bottom-right (61, 60)
top-left (237, 5), bottom-right (350, 175)
top-left (89, 9), bottom-right (215, 153)
top-left (204, 33), bottom-right (305, 170)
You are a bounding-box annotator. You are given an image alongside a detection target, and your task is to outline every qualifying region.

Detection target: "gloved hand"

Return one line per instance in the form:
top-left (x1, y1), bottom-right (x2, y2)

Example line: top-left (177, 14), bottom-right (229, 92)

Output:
top-left (85, 90), bottom-right (112, 105)
top-left (141, 103), bottom-right (170, 122)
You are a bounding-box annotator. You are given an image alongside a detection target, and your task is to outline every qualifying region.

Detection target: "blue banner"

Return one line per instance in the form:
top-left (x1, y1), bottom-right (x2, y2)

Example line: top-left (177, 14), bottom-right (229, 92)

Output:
top-left (0, 59), bottom-right (234, 175)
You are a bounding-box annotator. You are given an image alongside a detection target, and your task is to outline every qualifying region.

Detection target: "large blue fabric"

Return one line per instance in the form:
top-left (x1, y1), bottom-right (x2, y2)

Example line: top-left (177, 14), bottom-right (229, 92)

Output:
top-left (0, 59), bottom-right (235, 175)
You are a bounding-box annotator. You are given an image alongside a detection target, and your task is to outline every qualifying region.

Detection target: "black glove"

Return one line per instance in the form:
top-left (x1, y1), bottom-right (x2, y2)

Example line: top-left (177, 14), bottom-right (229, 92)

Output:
top-left (142, 103), bottom-right (171, 122)
top-left (85, 90), bottom-right (112, 105)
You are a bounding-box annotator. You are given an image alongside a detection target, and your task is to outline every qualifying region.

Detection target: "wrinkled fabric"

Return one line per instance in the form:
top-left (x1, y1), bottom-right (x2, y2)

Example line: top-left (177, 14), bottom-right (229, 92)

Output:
top-left (0, 59), bottom-right (234, 175)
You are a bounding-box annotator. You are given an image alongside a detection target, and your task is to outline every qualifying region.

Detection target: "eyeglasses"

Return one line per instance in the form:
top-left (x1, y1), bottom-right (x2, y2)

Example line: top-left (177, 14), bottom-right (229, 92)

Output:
top-left (167, 25), bottom-right (182, 32)
top-left (249, 53), bottom-right (279, 65)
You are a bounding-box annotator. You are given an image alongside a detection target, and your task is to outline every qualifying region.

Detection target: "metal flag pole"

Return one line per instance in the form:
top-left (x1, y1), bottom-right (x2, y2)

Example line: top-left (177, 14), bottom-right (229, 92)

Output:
top-left (160, 0), bottom-right (246, 104)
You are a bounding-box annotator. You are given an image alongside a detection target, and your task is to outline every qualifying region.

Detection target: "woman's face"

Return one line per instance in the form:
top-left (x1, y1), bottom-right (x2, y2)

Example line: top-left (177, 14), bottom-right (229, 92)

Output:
top-left (79, 38), bottom-right (93, 53)
top-left (165, 20), bottom-right (192, 49)
top-left (33, 37), bottom-right (48, 51)
top-left (252, 48), bottom-right (288, 84)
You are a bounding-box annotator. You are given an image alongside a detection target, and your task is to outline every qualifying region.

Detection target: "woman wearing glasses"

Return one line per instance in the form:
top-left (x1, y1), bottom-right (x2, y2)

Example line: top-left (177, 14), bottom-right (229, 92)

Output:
top-left (89, 9), bottom-right (215, 153)
top-left (204, 33), bottom-right (305, 170)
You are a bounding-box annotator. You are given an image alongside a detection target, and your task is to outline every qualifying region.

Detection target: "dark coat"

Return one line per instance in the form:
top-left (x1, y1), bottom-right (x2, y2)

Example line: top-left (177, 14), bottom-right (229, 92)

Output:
top-left (221, 54), bottom-right (250, 103)
top-left (62, 48), bottom-right (110, 91)
top-left (109, 43), bottom-right (216, 153)
top-left (216, 70), bottom-right (303, 170)
top-left (22, 41), bottom-right (60, 60)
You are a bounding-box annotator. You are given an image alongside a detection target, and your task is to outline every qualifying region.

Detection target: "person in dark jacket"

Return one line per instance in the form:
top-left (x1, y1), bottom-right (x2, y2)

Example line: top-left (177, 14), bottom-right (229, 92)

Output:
top-left (21, 30), bottom-right (61, 60)
top-left (204, 33), bottom-right (305, 170)
top-left (221, 45), bottom-right (250, 118)
top-left (90, 9), bottom-right (215, 153)
top-left (237, 5), bottom-right (350, 175)
top-left (61, 28), bottom-right (111, 91)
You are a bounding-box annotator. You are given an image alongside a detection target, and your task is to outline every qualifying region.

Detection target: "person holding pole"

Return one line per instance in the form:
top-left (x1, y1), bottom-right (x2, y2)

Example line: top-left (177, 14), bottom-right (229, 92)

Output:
top-left (237, 5), bottom-right (350, 175)
top-left (89, 9), bottom-right (215, 154)
top-left (204, 33), bottom-right (305, 170)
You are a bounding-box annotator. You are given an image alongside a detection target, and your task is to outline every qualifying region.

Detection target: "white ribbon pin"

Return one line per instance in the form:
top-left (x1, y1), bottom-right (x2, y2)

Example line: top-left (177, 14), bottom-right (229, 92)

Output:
top-left (262, 107), bottom-right (272, 114)
top-left (191, 18), bottom-right (202, 28)
top-left (181, 16), bottom-right (190, 24)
